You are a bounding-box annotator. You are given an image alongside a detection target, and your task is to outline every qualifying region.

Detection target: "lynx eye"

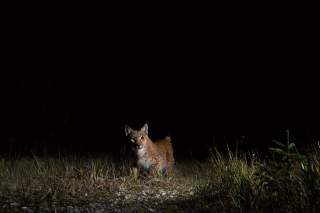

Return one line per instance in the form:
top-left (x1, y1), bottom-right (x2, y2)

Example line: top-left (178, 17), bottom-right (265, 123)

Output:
top-left (140, 136), bottom-right (144, 140)
top-left (130, 139), bottom-right (135, 143)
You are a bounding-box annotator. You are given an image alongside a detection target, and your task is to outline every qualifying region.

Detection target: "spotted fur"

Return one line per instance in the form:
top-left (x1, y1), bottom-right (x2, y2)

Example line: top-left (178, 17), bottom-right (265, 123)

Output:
top-left (125, 123), bottom-right (175, 176)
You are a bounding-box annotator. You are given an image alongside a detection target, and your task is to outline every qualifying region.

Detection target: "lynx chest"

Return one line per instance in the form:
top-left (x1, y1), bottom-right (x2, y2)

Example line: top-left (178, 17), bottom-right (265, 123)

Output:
top-left (137, 146), bottom-right (155, 170)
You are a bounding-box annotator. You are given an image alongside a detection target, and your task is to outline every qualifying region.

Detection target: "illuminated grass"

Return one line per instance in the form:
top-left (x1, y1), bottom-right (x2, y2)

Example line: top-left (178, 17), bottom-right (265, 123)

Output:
top-left (0, 146), bottom-right (319, 212)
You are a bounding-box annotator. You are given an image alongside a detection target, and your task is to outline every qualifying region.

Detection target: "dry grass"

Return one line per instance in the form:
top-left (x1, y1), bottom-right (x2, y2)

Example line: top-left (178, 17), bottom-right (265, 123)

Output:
top-left (0, 145), bottom-right (319, 212)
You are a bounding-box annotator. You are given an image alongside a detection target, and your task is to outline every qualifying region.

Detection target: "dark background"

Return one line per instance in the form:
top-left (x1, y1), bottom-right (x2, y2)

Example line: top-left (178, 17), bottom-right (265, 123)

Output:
top-left (0, 62), bottom-right (318, 160)
top-left (2, 20), bottom-right (320, 159)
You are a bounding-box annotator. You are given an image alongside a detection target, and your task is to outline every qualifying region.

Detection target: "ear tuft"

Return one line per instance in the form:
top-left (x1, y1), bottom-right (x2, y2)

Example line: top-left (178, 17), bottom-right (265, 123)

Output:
top-left (125, 125), bottom-right (132, 136)
top-left (141, 123), bottom-right (148, 135)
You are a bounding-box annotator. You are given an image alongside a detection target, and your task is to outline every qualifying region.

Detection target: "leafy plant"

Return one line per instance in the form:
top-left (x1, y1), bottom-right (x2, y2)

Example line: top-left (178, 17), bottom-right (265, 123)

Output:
top-left (269, 129), bottom-right (306, 167)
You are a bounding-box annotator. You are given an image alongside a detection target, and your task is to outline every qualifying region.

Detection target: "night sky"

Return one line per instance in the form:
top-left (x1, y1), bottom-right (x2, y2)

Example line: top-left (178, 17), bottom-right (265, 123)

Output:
top-left (12, 11), bottom-right (318, 158)
top-left (1, 60), bottom-right (318, 156)
top-left (1, 58), bottom-right (319, 158)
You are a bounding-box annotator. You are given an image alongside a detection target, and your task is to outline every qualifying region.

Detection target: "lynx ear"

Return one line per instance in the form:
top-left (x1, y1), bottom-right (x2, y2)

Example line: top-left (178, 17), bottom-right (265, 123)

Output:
top-left (125, 125), bottom-right (133, 136)
top-left (141, 123), bottom-right (148, 135)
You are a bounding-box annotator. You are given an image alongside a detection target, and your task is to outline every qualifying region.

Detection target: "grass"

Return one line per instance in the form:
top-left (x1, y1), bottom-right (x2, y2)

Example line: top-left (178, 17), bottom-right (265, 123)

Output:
top-left (0, 142), bottom-right (319, 212)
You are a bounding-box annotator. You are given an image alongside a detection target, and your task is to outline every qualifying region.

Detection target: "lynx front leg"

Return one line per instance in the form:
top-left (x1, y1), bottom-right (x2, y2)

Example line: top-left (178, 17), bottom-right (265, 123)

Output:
top-left (148, 164), bottom-right (161, 177)
top-left (136, 165), bottom-right (149, 178)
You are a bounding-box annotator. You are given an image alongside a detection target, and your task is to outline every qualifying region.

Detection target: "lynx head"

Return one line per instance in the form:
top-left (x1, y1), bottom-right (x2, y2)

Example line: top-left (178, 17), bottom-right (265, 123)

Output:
top-left (125, 123), bottom-right (149, 150)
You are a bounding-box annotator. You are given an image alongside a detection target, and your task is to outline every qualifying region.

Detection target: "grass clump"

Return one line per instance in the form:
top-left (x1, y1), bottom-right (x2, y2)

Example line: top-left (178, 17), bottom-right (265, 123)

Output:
top-left (188, 130), bottom-right (320, 213)
top-left (0, 131), bottom-right (319, 212)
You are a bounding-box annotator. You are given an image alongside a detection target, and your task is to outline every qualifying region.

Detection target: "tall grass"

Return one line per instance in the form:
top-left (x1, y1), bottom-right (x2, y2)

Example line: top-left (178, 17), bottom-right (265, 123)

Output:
top-left (0, 156), bottom-right (124, 205)
top-left (0, 140), bottom-right (319, 212)
top-left (191, 131), bottom-right (320, 213)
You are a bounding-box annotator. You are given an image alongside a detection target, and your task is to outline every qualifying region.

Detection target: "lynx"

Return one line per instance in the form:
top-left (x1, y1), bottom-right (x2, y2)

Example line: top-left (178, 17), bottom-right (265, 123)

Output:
top-left (125, 123), bottom-right (175, 177)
